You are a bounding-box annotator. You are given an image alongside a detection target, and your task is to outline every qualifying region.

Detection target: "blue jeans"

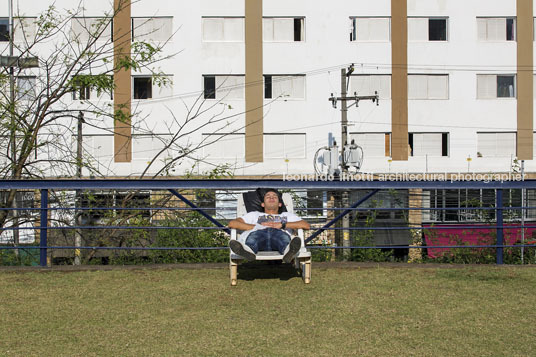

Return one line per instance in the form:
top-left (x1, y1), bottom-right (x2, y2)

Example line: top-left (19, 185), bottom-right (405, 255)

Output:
top-left (245, 228), bottom-right (291, 254)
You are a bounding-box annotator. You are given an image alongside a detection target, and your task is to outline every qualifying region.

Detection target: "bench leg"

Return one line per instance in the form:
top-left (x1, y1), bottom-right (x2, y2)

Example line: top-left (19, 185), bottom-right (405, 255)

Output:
top-left (230, 259), bottom-right (239, 286)
top-left (299, 257), bottom-right (311, 284)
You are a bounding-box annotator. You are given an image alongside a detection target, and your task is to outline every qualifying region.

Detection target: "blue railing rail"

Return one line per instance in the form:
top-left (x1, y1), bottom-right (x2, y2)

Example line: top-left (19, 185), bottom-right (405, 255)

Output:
top-left (1, 179), bottom-right (536, 266)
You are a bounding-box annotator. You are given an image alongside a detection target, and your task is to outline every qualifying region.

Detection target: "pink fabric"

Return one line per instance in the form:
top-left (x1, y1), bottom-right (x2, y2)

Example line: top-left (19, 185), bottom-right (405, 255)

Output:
top-left (422, 224), bottom-right (535, 258)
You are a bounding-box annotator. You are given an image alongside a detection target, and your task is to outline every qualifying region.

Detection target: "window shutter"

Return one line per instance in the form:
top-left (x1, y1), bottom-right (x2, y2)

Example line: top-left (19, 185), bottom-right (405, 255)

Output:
top-left (378, 75), bottom-right (391, 99)
top-left (155, 76), bottom-right (173, 99)
top-left (351, 76), bottom-right (371, 95)
top-left (92, 136), bottom-right (113, 159)
top-left (133, 18), bottom-right (172, 42)
top-left (215, 76), bottom-right (244, 99)
top-left (285, 134), bottom-right (306, 158)
top-left (408, 18), bottom-right (428, 41)
top-left (498, 133), bottom-right (516, 157)
top-left (477, 133), bottom-right (516, 157)
top-left (408, 75), bottom-right (428, 99)
top-left (14, 18), bottom-right (36, 42)
top-left (272, 76), bottom-right (292, 98)
top-left (203, 134), bottom-right (245, 159)
top-left (263, 18), bottom-right (274, 41)
top-left (351, 75), bottom-right (391, 99)
top-left (203, 18), bottom-right (224, 41)
top-left (369, 18), bottom-right (390, 41)
top-left (72, 18), bottom-right (111, 42)
top-left (265, 135), bottom-right (285, 158)
top-left (487, 18), bottom-right (506, 41)
top-left (477, 75), bottom-right (497, 99)
top-left (421, 133), bottom-right (442, 156)
top-left (273, 18), bottom-right (294, 41)
top-left (223, 18), bottom-right (244, 41)
top-left (352, 133), bottom-right (386, 157)
top-left (290, 76), bottom-right (305, 99)
top-left (225, 135), bottom-right (245, 158)
top-left (477, 18), bottom-right (487, 40)
top-left (427, 75), bottom-right (448, 99)
top-left (356, 18), bottom-right (371, 41)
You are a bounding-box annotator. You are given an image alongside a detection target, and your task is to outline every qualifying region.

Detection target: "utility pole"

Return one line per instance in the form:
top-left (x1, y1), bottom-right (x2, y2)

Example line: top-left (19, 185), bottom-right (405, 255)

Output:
top-left (521, 159), bottom-right (525, 264)
top-left (8, 0), bottom-right (20, 257)
top-left (329, 64), bottom-right (379, 260)
top-left (340, 67), bottom-right (350, 259)
top-left (74, 111), bottom-right (84, 265)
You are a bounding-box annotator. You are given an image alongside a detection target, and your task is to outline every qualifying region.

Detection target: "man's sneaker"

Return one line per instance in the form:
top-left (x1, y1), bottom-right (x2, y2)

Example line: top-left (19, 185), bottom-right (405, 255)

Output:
top-left (282, 236), bottom-right (302, 263)
top-left (229, 240), bottom-right (256, 261)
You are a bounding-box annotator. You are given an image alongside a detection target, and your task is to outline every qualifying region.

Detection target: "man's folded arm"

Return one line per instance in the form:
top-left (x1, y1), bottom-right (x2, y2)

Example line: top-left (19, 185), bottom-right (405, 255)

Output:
top-left (229, 218), bottom-right (256, 231)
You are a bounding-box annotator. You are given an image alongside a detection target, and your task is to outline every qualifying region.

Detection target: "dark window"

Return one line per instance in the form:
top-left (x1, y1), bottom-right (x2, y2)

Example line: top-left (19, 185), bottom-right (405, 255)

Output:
top-left (442, 133), bottom-right (448, 156)
top-left (497, 75), bottom-right (515, 98)
top-left (195, 190), bottom-right (216, 216)
top-left (73, 86), bottom-right (91, 100)
top-left (428, 19), bottom-right (447, 41)
top-left (115, 192), bottom-right (151, 219)
top-left (264, 75), bottom-right (272, 99)
top-left (506, 18), bottom-right (515, 41)
top-left (204, 76), bottom-right (216, 99)
top-left (134, 77), bottom-right (152, 99)
top-left (307, 190), bottom-right (323, 217)
top-left (81, 191), bottom-right (151, 222)
top-left (408, 133), bottom-right (413, 156)
top-left (294, 18), bottom-right (303, 41)
top-left (0, 18), bottom-right (9, 42)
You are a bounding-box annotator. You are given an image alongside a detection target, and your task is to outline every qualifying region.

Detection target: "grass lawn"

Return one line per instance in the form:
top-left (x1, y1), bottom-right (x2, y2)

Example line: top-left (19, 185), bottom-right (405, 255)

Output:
top-left (1, 263), bottom-right (535, 356)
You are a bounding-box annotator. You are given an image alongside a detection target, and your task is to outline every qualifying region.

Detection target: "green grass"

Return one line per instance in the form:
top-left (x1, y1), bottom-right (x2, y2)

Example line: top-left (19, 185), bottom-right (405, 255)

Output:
top-left (1, 264), bottom-right (535, 356)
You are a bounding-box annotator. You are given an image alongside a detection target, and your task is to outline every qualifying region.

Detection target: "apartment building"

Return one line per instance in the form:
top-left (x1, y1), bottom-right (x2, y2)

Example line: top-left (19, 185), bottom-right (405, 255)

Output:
top-left (0, 0), bottom-right (535, 178)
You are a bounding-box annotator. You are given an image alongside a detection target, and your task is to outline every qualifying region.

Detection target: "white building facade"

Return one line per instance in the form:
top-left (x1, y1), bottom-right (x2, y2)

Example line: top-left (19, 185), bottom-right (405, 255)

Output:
top-left (1, 0), bottom-right (535, 178)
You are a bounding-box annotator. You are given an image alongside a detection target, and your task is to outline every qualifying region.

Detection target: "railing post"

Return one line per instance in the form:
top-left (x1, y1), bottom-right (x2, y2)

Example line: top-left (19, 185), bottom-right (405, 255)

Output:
top-left (496, 189), bottom-right (503, 265)
top-left (40, 189), bottom-right (48, 267)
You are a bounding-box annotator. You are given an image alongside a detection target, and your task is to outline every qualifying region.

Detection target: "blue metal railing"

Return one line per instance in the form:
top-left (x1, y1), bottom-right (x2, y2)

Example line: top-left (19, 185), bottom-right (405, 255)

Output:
top-left (1, 179), bottom-right (536, 267)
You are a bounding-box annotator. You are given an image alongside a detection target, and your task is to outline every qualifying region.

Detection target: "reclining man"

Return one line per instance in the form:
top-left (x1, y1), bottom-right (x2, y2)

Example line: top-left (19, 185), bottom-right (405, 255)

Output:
top-left (228, 189), bottom-right (310, 263)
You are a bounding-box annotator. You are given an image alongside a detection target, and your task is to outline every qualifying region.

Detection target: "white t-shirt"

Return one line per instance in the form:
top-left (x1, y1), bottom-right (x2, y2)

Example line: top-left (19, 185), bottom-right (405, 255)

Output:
top-left (239, 211), bottom-right (301, 243)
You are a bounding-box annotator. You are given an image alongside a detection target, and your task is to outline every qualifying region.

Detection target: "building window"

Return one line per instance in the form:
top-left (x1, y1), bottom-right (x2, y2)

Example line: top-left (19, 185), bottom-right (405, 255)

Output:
top-left (202, 133), bottom-right (245, 159)
top-left (408, 74), bottom-right (448, 99)
top-left (350, 133), bottom-right (391, 157)
top-left (263, 17), bottom-right (305, 42)
top-left (81, 191), bottom-right (151, 223)
top-left (264, 133), bottom-right (306, 159)
top-left (350, 17), bottom-right (390, 41)
top-left (0, 18), bottom-right (9, 41)
top-left (477, 132), bottom-right (516, 157)
top-left (132, 75), bottom-right (172, 100)
top-left (132, 134), bottom-right (172, 160)
top-left (16, 76), bottom-right (36, 101)
top-left (132, 17), bottom-right (173, 42)
top-left (0, 191), bottom-right (36, 244)
top-left (409, 133), bottom-right (448, 157)
top-left (202, 17), bottom-right (244, 42)
top-left (133, 77), bottom-right (152, 99)
top-left (408, 17), bottom-right (448, 41)
top-left (477, 17), bottom-right (516, 41)
top-left (349, 75), bottom-right (391, 99)
top-left (203, 75), bottom-right (244, 100)
top-left (71, 75), bottom-right (113, 101)
top-left (264, 75), bottom-right (305, 99)
top-left (477, 74), bottom-right (515, 99)
top-left (71, 17), bottom-right (112, 42)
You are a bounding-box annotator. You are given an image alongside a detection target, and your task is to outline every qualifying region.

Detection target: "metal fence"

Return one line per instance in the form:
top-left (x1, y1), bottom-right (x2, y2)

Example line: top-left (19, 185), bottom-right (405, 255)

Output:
top-left (1, 179), bottom-right (536, 266)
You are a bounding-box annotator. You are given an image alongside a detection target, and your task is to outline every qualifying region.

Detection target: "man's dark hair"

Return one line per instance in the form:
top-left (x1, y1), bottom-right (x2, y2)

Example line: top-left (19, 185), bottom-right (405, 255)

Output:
top-left (262, 188), bottom-right (282, 202)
